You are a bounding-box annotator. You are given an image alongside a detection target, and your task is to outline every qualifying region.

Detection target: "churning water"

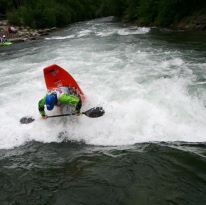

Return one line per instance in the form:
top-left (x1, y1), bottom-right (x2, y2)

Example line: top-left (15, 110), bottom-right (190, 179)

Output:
top-left (0, 17), bottom-right (206, 205)
top-left (1, 17), bottom-right (206, 149)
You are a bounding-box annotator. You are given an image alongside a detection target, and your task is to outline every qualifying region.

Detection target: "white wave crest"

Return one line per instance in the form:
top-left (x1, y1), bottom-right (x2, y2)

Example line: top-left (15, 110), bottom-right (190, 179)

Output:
top-left (45, 35), bottom-right (75, 40)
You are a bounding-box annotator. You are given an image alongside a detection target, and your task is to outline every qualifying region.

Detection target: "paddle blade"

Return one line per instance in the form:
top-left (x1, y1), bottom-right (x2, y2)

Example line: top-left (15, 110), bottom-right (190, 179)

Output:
top-left (83, 107), bottom-right (105, 118)
top-left (20, 117), bottom-right (35, 124)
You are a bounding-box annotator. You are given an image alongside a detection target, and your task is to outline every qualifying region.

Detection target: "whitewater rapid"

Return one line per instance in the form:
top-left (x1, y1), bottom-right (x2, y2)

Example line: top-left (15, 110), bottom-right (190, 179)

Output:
top-left (0, 17), bottom-right (206, 149)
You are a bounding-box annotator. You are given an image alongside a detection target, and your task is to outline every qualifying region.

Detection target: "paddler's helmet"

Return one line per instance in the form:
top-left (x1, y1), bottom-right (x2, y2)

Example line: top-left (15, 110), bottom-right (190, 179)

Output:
top-left (46, 93), bottom-right (57, 111)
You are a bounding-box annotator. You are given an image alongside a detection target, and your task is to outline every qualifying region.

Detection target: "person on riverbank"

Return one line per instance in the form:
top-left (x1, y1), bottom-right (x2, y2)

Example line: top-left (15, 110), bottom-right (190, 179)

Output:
top-left (0, 35), bottom-right (7, 43)
top-left (38, 86), bottom-right (82, 119)
top-left (8, 26), bottom-right (17, 34)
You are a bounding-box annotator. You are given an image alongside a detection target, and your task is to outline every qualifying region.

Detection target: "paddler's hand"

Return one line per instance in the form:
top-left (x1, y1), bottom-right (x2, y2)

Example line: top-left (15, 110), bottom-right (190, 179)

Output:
top-left (76, 111), bottom-right (82, 116)
top-left (42, 115), bottom-right (48, 119)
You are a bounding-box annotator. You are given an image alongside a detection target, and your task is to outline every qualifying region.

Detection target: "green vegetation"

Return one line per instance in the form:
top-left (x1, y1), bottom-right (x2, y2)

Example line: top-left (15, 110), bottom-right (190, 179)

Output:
top-left (0, 0), bottom-right (206, 28)
top-left (1, 0), bottom-right (118, 28)
top-left (122, 0), bottom-right (206, 27)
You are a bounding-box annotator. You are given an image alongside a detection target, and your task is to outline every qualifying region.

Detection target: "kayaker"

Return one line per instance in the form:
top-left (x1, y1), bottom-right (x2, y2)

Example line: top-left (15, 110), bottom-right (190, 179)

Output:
top-left (38, 86), bottom-right (82, 119)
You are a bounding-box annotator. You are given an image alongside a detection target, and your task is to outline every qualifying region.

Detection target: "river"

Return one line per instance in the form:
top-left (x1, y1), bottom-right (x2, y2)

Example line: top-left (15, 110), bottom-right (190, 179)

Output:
top-left (0, 17), bottom-right (206, 205)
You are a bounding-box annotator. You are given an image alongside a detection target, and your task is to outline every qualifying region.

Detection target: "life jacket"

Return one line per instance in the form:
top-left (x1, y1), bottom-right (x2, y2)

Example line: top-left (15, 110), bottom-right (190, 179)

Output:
top-left (47, 86), bottom-right (80, 108)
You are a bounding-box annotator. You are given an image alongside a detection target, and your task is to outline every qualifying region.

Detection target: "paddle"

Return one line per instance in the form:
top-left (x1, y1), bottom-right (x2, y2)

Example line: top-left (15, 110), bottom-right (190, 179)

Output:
top-left (20, 107), bottom-right (105, 124)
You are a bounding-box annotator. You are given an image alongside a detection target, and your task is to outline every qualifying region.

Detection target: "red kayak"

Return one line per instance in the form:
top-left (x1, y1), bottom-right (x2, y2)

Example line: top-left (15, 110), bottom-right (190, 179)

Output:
top-left (43, 64), bottom-right (85, 101)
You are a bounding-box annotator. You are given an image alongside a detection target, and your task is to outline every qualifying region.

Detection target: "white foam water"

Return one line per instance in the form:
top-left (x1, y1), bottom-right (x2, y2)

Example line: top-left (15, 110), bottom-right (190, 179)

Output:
top-left (0, 17), bottom-right (206, 149)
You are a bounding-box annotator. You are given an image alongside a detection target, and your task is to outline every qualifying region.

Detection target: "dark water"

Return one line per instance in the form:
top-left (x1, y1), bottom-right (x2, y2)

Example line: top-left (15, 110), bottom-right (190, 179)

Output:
top-left (0, 142), bottom-right (206, 205)
top-left (0, 18), bottom-right (206, 205)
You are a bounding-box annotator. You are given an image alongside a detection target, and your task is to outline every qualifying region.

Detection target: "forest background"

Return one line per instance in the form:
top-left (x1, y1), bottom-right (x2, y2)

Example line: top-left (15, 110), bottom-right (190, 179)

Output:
top-left (0, 0), bottom-right (205, 30)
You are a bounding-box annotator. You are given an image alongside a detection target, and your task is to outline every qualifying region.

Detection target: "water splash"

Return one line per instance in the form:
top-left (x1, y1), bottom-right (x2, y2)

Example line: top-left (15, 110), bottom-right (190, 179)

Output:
top-left (0, 18), bottom-right (206, 149)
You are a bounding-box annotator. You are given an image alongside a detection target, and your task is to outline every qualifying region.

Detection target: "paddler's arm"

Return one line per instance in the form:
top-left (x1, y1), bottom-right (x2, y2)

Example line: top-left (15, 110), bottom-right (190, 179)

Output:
top-left (59, 94), bottom-right (82, 113)
top-left (38, 96), bottom-right (47, 117)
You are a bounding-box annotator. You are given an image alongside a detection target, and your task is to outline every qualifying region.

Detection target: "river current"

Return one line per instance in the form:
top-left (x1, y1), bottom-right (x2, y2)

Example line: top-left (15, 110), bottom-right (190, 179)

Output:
top-left (0, 17), bottom-right (206, 205)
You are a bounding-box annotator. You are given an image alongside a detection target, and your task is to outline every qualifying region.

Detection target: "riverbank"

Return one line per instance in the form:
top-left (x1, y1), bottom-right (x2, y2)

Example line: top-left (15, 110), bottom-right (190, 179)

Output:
top-left (123, 13), bottom-right (206, 32)
top-left (0, 20), bottom-right (56, 43)
top-left (175, 14), bottom-right (206, 31)
top-left (1, 13), bottom-right (205, 45)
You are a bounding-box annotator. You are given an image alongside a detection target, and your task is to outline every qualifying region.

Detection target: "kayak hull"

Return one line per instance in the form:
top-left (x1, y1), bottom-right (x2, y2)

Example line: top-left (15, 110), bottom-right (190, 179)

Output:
top-left (0, 42), bottom-right (13, 46)
top-left (43, 64), bottom-right (85, 101)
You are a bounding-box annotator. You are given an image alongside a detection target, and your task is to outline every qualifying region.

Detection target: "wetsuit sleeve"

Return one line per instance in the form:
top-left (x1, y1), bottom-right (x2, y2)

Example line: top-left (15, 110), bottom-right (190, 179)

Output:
top-left (59, 94), bottom-right (82, 112)
top-left (38, 97), bottom-right (46, 116)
